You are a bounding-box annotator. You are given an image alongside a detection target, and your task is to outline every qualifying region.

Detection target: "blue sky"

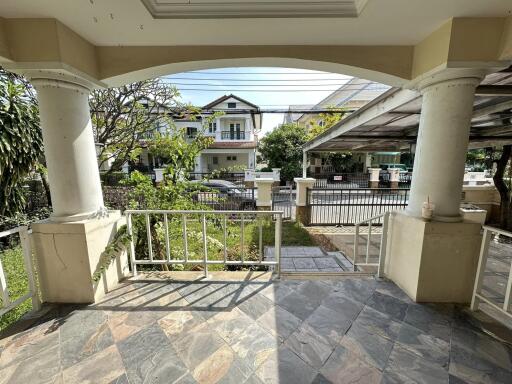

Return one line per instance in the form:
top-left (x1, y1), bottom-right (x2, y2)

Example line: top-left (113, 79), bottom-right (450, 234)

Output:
top-left (162, 67), bottom-right (352, 135)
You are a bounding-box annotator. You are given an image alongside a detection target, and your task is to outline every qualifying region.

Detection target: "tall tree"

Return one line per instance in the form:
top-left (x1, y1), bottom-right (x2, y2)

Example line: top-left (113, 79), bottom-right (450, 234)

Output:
top-left (0, 68), bottom-right (43, 216)
top-left (90, 79), bottom-right (193, 173)
top-left (259, 123), bottom-right (308, 182)
top-left (493, 145), bottom-right (512, 231)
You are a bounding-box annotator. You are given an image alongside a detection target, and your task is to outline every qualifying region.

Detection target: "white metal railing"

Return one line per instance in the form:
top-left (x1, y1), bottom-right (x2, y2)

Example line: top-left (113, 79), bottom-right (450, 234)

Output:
top-left (125, 210), bottom-right (282, 278)
top-left (353, 212), bottom-right (390, 277)
top-left (471, 225), bottom-right (512, 320)
top-left (0, 226), bottom-right (41, 317)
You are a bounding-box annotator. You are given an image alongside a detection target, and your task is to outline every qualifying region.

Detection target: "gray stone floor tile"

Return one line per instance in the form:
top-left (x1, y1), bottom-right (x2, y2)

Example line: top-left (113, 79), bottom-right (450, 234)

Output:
top-left (206, 307), bottom-right (255, 344)
top-left (386, 345), bottom-right (449, 384)
top-left (230, 322), bottom-right (279, 371)
top-left (304, 305), bottom-right (352, 346)
top-left (118, 324), bottom-right (189, 384)
top-left (396, 322), bottom-right (450, 367)
top-left (60, 309), bottom-right (115, 369)
top-left (450, 325), bottom-right (512, 373)
top-left (320, 344), bottom-right (382, 384)
top-left (172, 322), bottom-right (226, 369)
top-left (327, 278), bottom-right (376, 304)
top-left (1, 343), bottom-right (61, 384)
top-left (366, 291), bottom-right (409, 321)
top-left (257, 305), bottom-right (302, 343)
top-left (237, 292), bottom-right (274, 320)
top-left (351, 306), bottom-right (402, 342)
top-left (404, 303), bottom-right (453, 342)
top-left (341, 324), bottom-right (394, 371)
top-left (375, 280), bottom-right (413, 304)
top-left (63, 344), bottom-right (125, 384)
top-left (294, 258), bottom-right (317, 269)
top-left (191, 345), bottom-right (252, 384)
top-left (256, 345), bottom-right (318, 384)
top-left (314, 257), bottom-right (342, 269)
top-left (285, 323), bottom-right (335, 369)
top-left (322, 292), bottom-right (365, 321)
top-left (277, 291), bottom-right (321, 321)
top-left (109, 373), bottom-right (130, 384)
top-left (298, 280), bottom-right (332, 302)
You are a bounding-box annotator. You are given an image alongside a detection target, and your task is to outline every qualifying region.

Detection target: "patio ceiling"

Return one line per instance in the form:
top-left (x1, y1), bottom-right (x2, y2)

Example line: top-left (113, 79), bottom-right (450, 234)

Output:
top-left (303, 68), bottom-right (512, 153)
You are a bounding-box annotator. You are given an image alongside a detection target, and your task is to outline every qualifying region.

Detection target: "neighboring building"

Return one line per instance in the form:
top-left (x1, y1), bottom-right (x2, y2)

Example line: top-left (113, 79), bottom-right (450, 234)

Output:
top-left (137, 94), bottom-right (261, 174)
top-left (288, 78), bottom-right (393, 174)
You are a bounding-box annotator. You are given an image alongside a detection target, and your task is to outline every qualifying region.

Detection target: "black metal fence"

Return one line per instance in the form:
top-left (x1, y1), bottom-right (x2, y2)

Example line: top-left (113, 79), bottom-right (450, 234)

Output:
top-left (311, 171), bottom-right (413, 189)
top-left (313, 173), bottom-right (370, 188)
top-left (191, 187), bottom-right (256, 211)
top-left (272, 186), bottom-right (295, 220)
top-left (189, 172), bottom-right (245, 185)
top-left (306, 187), bottom-right (410, 226)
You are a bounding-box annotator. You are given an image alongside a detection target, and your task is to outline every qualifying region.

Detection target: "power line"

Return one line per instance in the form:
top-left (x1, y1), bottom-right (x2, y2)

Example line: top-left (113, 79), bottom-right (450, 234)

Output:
top-left (167, 82), bottom-right (388, 88)
top-left (185, 71), bottom-right (350, 75)
top-left (176, 88), bottom-right (386, 92)
top-left (163, 76), bottom-right (361, 82)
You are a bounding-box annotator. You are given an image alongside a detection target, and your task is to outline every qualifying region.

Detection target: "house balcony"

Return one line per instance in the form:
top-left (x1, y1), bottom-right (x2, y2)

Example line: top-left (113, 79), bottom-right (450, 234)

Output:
top-left (220, 131), bottom-right (246, 140)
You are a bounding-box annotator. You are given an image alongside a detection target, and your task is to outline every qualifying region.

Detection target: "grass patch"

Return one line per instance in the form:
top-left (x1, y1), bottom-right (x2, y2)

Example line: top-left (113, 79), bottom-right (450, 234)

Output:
top-left (0, 246), bottom-right (32, 332)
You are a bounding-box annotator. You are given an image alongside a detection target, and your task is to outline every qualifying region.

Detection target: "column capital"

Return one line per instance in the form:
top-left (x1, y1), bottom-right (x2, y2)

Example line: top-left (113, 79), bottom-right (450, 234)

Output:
top-left (409, 68), bottom-right (487, 93)
top-left (22, 69), bottom-right (99, 94)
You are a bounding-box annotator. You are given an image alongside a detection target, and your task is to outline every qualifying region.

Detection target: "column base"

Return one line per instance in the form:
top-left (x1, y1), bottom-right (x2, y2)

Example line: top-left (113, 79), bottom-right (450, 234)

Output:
top-left (296, 205), bottom-right (309, 225)
top-left (385, 211), bottom-right (482, 303)
top-left (31, 211), bottom-right (130, 303)
top-left (369, 181), bottom-right (379, 188)
top-left (390, 181), bottom-right (399, 189)
top-left (257, 205), bottom-right (271, 211)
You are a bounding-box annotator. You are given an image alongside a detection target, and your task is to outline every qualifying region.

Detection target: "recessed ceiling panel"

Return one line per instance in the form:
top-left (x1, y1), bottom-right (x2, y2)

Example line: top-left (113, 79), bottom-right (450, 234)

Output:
top-left (141, 0), bottom-right (368, 18)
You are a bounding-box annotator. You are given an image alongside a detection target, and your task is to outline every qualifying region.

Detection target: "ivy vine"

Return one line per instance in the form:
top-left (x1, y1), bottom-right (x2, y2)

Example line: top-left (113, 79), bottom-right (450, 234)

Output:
top-left (92, 224), bottom-right (131, 283)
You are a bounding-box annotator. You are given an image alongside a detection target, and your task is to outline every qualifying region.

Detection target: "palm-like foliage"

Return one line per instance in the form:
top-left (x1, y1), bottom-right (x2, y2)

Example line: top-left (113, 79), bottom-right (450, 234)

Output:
top-left (0, 69), bottom-right (42, 216)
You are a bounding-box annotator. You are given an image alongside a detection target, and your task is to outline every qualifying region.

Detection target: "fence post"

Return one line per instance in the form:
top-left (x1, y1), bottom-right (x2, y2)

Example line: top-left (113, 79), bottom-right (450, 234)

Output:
top-left (275, 213), bottom-right (282, 278)
top-left (378, 212), bottom-right (390, 278)
top-left (354, 224), bottom-right (359, 271)
top-left (471, 228), bottom-right (492, 311)
top-left (202, 214), bottom-right (208, 278)
top-left (294, 177), bottom-right (316, 225)
top-left (20, 227), bottom-right (41, 311)
top-left (126, 213), bottom-right (137, 277)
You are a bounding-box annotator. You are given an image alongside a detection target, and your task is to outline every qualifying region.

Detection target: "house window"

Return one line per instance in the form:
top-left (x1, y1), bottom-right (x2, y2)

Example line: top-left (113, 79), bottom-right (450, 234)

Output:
top-left (227, 102), bottom-right (236, 108)
top-left (186, 127), bottom-right (197, 138)
top-left (212, 156), bottom-right (218, 165)
top-left (208, 122), bottom-right (217, 133)
top-left (227, 156), bottom-right (237, 161)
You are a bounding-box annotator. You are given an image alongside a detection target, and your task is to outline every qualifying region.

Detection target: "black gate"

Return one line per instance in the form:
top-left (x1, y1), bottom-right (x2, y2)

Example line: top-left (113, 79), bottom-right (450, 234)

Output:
top-left (306, 188), bottom-right (409, 226)
top-left (272, 186), bottom-right (294, 220)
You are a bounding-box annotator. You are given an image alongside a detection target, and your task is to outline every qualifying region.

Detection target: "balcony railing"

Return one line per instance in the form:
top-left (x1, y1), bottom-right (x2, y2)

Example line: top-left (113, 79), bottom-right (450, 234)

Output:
top-left (0, 226), bottom-right (41, 317)
top-left (125, 209), bottom-right (282, 278)
top-left (221, 131), bottom-right (246, 140)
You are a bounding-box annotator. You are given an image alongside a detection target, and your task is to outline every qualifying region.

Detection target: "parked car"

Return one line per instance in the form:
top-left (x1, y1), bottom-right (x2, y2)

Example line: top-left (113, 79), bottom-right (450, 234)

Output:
top-left (191, 179), bottom-right (257, 210)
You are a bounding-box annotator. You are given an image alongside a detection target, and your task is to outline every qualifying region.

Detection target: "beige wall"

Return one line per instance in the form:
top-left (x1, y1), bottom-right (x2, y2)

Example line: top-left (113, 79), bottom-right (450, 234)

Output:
top-left (1, 17), bottom-right (511, 88)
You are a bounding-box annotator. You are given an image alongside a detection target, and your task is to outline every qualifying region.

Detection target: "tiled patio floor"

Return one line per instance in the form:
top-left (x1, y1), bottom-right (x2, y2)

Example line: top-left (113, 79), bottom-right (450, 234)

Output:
top-left (265, 246), bottom-right (353, 272)
top-left (1, 273), bottom-right (512, 384)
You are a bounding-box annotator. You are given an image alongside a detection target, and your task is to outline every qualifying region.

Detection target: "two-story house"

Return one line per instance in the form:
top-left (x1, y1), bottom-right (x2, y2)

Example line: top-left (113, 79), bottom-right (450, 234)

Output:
top-left (132, 94), bottom-right (261, 175)
top-left (176, 94), bottom-right (261, 174)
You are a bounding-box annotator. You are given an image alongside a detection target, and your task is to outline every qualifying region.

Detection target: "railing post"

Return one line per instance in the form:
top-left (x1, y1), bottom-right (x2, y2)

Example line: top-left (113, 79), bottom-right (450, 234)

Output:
top-left (378, 212), bottom-right (390, 278)
top-left (275, 213), bottom-right (282, 278)
top-left (471, 228), bottom-right (492, 311)
top-left (0, 244), bottom-right (11, 308)
top-left (354, 224), bottom-right (359, 271)
top-left (20, 227), bottom-right (41, 311)
top-left (126, 213), bottom-right (137, 277)
top-left (202, 214), bottom-right (208, 278)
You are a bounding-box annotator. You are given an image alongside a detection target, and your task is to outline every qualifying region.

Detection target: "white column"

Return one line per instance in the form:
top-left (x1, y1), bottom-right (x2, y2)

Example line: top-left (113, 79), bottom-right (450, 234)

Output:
top-left (302, 151), bottom-right (308, 178)
top-left (368, 168), bottom-right (381, 183)
top-left (31, 75), bottom-right (105, 222)
top-left (406, 74), bottom-right (483, 222)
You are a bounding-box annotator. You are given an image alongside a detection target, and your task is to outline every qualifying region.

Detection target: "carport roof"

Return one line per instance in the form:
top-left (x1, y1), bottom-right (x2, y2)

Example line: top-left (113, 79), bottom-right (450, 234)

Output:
top-left (303, 69), bottom-right (512, 153)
